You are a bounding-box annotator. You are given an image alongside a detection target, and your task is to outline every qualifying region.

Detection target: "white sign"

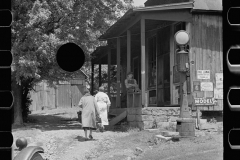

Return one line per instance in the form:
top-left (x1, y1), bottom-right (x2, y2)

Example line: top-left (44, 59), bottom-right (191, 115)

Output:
top-left (194, 97), bottom-right (217, 105)
top-left (201, 82), bottom-right (213, 91)
top-left (214, 88), bottom-right (223, 99)
top-left (215, 73), bottom-right (223, 88)
top-left (197, 70), bottom-right (210, 79)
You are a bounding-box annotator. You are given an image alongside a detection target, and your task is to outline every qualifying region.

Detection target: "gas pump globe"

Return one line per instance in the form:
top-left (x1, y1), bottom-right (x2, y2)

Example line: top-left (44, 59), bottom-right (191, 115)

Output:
top-left (174, 30), bottom-right (190, 72)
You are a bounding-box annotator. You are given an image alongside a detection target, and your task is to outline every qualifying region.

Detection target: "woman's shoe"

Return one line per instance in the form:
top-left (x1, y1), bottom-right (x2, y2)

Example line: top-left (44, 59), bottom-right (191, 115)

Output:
top-left (89, 135), bottom-right (93, 140)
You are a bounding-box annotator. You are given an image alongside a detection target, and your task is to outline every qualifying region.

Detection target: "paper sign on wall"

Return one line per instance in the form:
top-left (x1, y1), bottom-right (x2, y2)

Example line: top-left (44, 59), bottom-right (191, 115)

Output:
top-left (201, 82), bottom-right (213, 91)
top-left (197, 70), bottom-right (210, 79)
top-left (214, 88), bottom-right (223, 99)
top-left (193, 81), bottom-right (201, 91)
top-left (194, 97), bottom-right (217, 105)
top-left (215, 73), bottom-right (223, 88)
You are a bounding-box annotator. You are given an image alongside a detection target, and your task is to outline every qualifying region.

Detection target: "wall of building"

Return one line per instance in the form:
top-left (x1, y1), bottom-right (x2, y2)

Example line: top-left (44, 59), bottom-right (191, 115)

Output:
top-left (189, 13), bottom-right (223, 111)
top-left (127, 107), bottom-right (182, 130)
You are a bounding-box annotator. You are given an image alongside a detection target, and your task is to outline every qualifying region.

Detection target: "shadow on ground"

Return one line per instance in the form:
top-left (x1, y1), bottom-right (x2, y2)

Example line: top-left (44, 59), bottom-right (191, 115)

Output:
top-left (12, 113), bottom-right (83, 131)
top-left (74, 136), bottom-right (97, 142)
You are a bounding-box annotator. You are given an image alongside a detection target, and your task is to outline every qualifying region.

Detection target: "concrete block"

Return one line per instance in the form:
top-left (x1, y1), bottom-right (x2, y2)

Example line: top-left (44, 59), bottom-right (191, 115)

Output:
top-left (135, 115), bottom-right (143, 122)
top-left (127, 108), bottom-right (137, 115)
top-left (129, 121), bottom-right (138, 128)
top-left (127, 115), bottom-right (136, 122)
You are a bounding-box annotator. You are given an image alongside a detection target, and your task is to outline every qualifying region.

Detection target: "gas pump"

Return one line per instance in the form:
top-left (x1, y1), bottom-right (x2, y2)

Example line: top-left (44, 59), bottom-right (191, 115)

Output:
top-left (174, 30), bottom-right (195, 137)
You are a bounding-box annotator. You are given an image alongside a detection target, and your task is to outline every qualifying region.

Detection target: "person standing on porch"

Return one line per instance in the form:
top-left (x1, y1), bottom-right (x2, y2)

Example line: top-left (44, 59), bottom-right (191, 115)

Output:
top-left (125, 72), bottom-right (140, 92)
top-left (95, 86), bottom-right (111, 131)
top-left (78, 88), bottom-right (100, 141)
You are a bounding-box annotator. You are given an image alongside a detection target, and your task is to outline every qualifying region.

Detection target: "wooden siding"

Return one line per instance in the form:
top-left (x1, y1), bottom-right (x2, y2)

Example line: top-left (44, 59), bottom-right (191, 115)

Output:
top-left (30, 82), bottom-right (85, 111)
top-left (190, 14), bottom-right (223, 111)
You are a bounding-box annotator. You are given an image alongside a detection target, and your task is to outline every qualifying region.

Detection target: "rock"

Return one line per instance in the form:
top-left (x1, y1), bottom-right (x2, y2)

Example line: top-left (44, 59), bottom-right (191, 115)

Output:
top-left (135, 147), bottom-right (143, 156)
top-left (160, 131), bottom-right (179, 137)
top-left (155, 135), bottom-right (172, 141)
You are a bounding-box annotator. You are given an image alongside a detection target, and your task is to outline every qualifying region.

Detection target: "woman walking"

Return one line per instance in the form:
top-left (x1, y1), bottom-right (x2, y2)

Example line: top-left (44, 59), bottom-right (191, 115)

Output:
top-left (78, 88), bottom-right (100, 140)
top-left (95, 86), bottom-right (111, 131)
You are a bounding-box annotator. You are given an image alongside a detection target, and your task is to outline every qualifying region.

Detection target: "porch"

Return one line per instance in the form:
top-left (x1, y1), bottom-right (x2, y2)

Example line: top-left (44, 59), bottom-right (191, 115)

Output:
top-left (91, 0), bottom-right (222, 129)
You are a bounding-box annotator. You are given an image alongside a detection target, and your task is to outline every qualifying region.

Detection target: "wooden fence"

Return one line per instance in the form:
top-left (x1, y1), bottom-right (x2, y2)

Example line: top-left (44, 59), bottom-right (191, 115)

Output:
top-left (30, 81), bottom-right (85, 111)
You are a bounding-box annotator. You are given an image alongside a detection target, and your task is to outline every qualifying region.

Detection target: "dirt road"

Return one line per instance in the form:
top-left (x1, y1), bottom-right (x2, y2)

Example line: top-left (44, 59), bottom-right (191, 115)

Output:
top-left (12, 108), bottom-right (223, 160)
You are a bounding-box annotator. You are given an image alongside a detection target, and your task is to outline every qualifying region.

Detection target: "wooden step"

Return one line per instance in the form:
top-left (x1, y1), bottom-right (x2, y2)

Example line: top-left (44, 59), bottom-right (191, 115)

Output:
top-left (109, 110), bottom-right (127, 126)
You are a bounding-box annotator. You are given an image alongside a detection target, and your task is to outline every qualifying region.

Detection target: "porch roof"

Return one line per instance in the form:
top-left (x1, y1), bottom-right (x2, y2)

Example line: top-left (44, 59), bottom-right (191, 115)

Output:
top-left (98, 0), bottom-right (222, 41)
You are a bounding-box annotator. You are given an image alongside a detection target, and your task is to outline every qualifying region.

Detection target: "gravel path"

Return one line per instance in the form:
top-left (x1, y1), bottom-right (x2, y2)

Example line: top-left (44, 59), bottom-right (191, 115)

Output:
top-left (12, 108), bottom-right (128, 160)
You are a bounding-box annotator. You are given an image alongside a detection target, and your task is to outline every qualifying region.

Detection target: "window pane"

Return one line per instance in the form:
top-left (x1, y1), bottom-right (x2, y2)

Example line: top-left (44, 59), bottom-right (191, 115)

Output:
top-left (163, 54), bottom-right (170, 84)
top-left (148, 37), bottom-right (156, 87)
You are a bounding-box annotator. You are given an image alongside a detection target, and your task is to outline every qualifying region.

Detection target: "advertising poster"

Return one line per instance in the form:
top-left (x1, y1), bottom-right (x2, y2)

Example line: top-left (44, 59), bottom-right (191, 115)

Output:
top-left (201, 82), bottom-right (213, 91)
top-left (197, 70), bottom-right (210, 79)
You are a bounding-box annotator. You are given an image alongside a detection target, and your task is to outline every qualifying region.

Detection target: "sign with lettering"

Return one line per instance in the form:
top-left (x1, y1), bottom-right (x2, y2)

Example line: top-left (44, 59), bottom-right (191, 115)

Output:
top-left (194, 97), bottom-right (217, 105)
top-left (197, 70), bottom-right (210, 79)
top-left (201, 82), bottom-right (213, 91)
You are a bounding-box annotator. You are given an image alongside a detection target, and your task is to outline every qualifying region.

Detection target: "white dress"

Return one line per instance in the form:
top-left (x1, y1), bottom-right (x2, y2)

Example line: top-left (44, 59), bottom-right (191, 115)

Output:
top-left (95, 92), bottom-right (111, 125)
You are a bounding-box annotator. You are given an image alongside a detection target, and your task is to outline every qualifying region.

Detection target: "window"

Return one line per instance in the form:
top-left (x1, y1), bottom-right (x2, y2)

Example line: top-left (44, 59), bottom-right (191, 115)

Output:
top-left (148, 36), bottom-right (157, 88)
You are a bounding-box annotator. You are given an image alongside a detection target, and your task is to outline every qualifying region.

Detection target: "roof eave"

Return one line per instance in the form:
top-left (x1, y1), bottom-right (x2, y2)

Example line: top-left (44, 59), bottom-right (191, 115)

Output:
top-left (133, 2), bottom-right (194, 12)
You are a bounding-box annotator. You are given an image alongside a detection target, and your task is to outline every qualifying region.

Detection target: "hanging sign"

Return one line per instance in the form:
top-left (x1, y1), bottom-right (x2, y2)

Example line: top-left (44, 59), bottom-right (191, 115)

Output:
top-left (214, 88), bottom-right (223, 99)
top-left (215, 73), bottom-right (223, 88)
top-left (194, 97), bottom-right (217, 105)
top-left (197, 70), bottom-right (210, 79)
top-left (201, 82), bottom-right (213, 91)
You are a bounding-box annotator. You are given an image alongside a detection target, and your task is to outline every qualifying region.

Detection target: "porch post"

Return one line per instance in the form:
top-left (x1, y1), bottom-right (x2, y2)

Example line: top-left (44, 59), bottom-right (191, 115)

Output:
top-left (99, 59), bottom-right (102, 88)
top-left (108, 48), bottom-right (111, 97)
top-left (117, 37), bottom-right (121, 108)
top-left (127, 30), bottom-right (131, 73)
top-left (141, 18), bottom-right (146, 107)
top-left (91, 63), bottom-right (94, 95)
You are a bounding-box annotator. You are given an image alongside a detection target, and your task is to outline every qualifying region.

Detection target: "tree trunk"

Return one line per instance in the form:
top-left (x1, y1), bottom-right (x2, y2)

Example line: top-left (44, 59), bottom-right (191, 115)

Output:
top-left (12, 79), bottom-right (23, 126)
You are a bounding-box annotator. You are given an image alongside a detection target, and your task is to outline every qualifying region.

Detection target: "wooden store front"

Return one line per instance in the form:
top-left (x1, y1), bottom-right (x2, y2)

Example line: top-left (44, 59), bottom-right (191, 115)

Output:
top-left (91, 0), bottom-right (223, 128)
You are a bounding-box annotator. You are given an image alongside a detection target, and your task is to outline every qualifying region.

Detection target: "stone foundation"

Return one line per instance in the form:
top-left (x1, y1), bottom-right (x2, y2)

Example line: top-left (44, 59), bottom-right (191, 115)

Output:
top-left (127, 107), bottom-right (181, 130)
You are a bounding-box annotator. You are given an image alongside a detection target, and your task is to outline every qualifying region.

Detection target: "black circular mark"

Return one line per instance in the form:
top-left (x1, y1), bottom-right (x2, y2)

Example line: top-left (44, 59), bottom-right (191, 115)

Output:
top-left (56, 42), bottom-right (85, 72)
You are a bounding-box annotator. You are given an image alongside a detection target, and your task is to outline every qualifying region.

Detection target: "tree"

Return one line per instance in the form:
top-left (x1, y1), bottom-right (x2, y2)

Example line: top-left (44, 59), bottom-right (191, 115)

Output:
top-left (11, 0), bottom-right (133, 125)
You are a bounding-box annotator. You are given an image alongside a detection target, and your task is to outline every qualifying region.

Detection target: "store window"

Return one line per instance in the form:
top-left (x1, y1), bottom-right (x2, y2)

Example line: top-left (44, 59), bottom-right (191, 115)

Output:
top-left (148, 36), bottom-right (157, 88)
